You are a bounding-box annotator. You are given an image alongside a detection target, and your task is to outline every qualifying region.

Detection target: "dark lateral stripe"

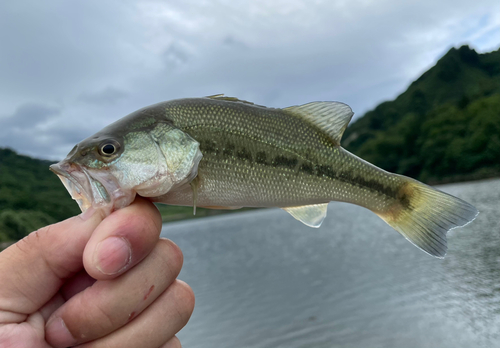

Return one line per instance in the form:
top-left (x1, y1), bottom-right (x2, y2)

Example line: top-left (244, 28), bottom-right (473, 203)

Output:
top-left (300, 161), bottom-right (399, 200)
top-left (201, 140), bottom-right (254, 163)
top-left (299, 163), bottom-right (314, 175)
top-left (273, 155), bottom-right (298, 169)
top-left (223, 143), bottom-right (235, 157)
top-left (202, 140), bottom-right (217, 153)
top-left (200, 140), bottom-right (400, 201)
top-left (317, 165), bottom-right (336, 179)
top-left (256, 151), bottom-right (267, 165)
top-left (398, 192), bottom-right (411, 209)
top-left (236, 148), bottom-right (252, 162)
top-left (353, 174), bottom-right (399, 199)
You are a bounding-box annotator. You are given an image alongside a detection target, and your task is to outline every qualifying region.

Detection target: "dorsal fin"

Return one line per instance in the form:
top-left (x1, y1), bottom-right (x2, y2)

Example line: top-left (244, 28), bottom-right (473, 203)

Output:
top-left (284, 102), bottom-right (354, 145)
top-left (205, 94), bottom-right (257, 106)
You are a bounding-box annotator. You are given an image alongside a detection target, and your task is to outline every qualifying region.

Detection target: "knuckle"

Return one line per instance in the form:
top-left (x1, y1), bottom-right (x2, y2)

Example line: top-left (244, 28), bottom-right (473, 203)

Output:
top-left (14, 232), bottom-right (37, 256)
top-left (147, 204), bottom-right (163, 233)
top-left (162, 336), bottom-right (182, 348)
top-left (91, 301), bottom-right (115, 330)
top-left (139, 211), bottom-right (161, 237)
top-left (128, 200), bottom-right (162, 236)
top-left (156, 239), bottom-right (183, 276)
top-left (67, 290), bottom-right (115, 337)
top-left (24, 227), bottom-right (72, 278)
top-left (172, 280), bottom-right (195, 321)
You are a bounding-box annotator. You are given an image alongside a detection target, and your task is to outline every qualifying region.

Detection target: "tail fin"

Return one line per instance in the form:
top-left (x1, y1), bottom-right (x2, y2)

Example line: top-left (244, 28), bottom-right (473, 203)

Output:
top-left (377, 180), bottom-right (478, 258)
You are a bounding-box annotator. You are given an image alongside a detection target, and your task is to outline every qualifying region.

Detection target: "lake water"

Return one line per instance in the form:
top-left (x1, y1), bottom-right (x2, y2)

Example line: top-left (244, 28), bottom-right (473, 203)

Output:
top-left (161, 178), bottom-right (500, 348)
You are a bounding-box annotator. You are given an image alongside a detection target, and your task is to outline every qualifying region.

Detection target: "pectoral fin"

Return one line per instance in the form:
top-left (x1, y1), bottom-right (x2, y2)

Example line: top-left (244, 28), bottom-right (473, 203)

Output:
top-left (190, 177), bottom-right (199, 215)
top-left (283, 203), bottom-right (328, 228)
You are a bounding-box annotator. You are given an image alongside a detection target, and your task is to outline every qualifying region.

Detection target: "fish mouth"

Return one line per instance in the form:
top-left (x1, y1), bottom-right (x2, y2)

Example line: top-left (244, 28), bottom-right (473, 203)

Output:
top-left (50, 161), bottom-right (134, 214)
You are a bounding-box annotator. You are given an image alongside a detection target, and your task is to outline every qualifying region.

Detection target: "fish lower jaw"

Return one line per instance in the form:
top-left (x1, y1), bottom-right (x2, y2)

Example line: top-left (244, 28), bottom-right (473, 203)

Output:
top-left (87, 173), bottom-right (136, 215)
top-left (76, 186), bottom-right (136, 216)
top-left (51, 162), bottom-right (136, 216)
top-left (109, 189), bottom-right (136, 211)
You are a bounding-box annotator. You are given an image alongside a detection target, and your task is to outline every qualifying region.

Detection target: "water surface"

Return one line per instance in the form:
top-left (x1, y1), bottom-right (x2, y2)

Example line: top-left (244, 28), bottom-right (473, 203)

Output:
top-left (161, 178), bottom-right (500, 348)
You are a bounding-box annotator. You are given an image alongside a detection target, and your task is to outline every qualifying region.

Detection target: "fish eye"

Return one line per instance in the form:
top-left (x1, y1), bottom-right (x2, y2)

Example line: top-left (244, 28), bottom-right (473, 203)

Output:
top-left (101, 144), bottom-right (115, 155)
top-left (98, 140), bottom-right (120, 157)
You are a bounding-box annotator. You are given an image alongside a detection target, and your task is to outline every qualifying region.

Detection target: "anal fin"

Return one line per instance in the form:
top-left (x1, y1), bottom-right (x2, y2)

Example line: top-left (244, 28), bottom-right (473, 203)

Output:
top-left (283, 203), bottom-right (328, 228)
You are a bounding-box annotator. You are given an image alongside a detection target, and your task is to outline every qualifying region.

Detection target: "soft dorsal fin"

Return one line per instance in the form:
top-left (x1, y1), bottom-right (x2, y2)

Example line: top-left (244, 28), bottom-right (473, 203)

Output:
top-left (284, 102), bottom-right (353, 145)
top-left (283, 203), bottom-right (328, 228)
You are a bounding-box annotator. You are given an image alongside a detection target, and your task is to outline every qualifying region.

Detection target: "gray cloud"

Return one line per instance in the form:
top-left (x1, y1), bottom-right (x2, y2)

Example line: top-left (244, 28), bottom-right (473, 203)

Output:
top-left (162, 44), bottom-right (190, 68)
top-left (78, 87), bottom-right (128, 105)
top-left (223, 36), bottom-right (248, 49)
top-left (0, 0), bottom-right (499, 160)
top-left (0, 102), bottom-right (97, 159)
top-left (0, 103), bottom-right (60, 129)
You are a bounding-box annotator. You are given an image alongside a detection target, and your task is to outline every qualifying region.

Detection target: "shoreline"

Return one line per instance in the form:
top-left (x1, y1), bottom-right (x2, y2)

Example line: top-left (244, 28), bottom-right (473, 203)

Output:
top-left (1, 176), bottom-right (498, 247)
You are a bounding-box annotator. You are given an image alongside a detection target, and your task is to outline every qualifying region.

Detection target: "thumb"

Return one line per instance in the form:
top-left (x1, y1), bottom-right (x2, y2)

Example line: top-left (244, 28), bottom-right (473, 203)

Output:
top-left (0, 208), bottom-right (103, 321)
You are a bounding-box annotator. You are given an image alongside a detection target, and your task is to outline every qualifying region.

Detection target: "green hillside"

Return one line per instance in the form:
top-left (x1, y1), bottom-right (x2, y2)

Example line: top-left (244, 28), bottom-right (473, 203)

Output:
top-left (343, 45), bottom-right (500, 183)
top-left (0, 148), bottom-right (79, 241)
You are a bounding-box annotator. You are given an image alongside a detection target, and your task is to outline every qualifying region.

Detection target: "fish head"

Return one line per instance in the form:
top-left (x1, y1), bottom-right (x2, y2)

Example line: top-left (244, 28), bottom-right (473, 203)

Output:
top-left (50, 110), bottom-right (202, 214)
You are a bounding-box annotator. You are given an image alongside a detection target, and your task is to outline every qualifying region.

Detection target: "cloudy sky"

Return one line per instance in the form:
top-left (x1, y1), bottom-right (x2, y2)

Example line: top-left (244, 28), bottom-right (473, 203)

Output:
top-left (0, 0), bottom-right (499, 160)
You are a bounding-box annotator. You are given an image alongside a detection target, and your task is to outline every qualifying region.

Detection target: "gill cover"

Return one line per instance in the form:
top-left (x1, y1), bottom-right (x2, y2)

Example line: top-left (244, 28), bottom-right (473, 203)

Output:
top-left (134, 124), bottom-right (203, 197)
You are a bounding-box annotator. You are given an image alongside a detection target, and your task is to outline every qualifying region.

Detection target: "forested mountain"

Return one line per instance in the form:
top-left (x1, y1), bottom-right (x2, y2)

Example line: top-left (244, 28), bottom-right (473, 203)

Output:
top-left (0, 148), bottom-right (79, 241)
top-left (343, 45), bottom-right (500, 183)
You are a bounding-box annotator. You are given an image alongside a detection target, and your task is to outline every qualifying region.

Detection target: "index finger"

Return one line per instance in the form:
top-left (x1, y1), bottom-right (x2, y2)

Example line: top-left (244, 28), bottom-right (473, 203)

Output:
top-left (0, 208), bottom-right (104, 322)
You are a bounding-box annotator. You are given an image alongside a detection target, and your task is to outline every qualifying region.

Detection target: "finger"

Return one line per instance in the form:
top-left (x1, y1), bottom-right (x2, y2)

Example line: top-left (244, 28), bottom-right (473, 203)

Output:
top-left (60, 270), bottom-right (97, 300)
top-left (83, 197), bottom-right (162, 279)
top-left (39, 269), bottom-right (97, 322)
top-left (0, 208), bottom-right (103, 323)
top-left (45, 239), bottom-right (183, 347)
top-left (39, 271), bottom-right (96, 323)
top-left (159, 336), bottom-right (182, 348)
top-left (78, 280), bottom-right (194, 348)
top-left (39, 293), bottom-right (65, 322)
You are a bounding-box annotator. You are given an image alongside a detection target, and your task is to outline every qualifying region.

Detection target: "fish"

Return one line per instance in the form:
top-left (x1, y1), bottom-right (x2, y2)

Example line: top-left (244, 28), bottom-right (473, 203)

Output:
top-left (50, 95), bottom-right (478, 258)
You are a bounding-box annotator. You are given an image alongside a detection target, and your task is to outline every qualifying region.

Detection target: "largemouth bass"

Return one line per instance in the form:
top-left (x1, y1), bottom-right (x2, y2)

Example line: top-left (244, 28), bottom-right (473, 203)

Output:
top-left (50, 95), bottom-right (478, 258)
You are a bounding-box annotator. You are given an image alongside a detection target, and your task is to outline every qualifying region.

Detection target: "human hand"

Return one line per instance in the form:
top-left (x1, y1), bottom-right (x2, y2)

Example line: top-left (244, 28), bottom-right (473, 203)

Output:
top-left (0, 197), bottom-right (194, 348)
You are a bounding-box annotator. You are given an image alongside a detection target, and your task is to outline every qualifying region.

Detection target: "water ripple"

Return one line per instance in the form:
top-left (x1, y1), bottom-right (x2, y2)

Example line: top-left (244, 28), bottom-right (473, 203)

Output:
top-left (162, 178), bottom-right (500, 348)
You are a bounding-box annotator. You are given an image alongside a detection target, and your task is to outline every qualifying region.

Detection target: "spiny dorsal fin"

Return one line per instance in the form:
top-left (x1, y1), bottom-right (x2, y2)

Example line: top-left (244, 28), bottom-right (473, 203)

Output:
top-left (283, 203), bottom-right (328, 228)
top-left (284, 102), bottom-right (354, 145)
top-left (205, 94), bottom-right (257, 106)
